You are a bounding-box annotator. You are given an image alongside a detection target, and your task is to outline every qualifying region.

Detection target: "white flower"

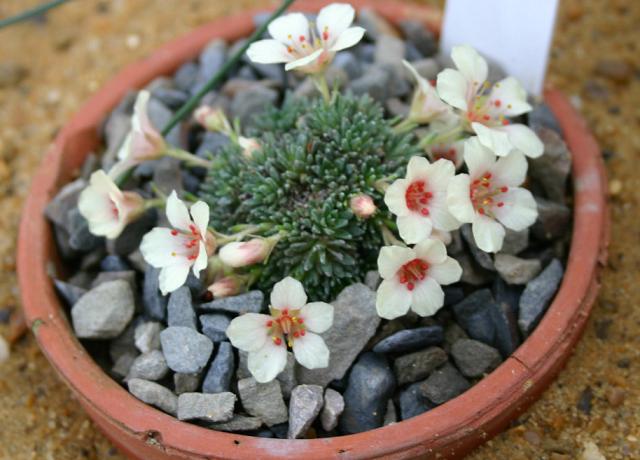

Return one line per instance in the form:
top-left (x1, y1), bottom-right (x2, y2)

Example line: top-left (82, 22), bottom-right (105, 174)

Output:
top-left (446, 137), bottom-right (538, 253)
top-left (226, 277), bottom-right (334, 383)
top-left (140, 191), bottom-right (215, 295)
top-left (219, 238), bottom-right (273, 268)
top-left (78, 170), bottom-right (144, 239)
top-left (403, 60), bottom-right (453, 125)
top-left (384, 156), bottom-right (460, 244)
top-left (350, 194), bottom-right (377, 218)
top-left (246, 3), bottom-right (365, 74)
top-left (110, 91), bottom-right (166, 178)
top-left (376, 239), bottom-right (462, 319)
top-left (436, 45), bottom-right (543, 158)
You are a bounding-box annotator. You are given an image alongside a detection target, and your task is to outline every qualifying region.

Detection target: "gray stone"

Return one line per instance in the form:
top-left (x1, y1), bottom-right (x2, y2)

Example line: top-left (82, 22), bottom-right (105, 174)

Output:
top-left (199, 314), bottom-right (231, 342)
top-left (134, 321), bottom-right (162, 354)
top-left (174, 373), bottom-right (201, 395)
top-left (530, 127), bottom-right (572, 203)
top-left (128, 378), bottom-right (177, 415)
top-left (127, 350), bottom-right (169, 381)
top-left (499, 228), bottom-right (530, 255)
top-left (67, 208), bottom-right (103, 252)
top-left (349, 65), bottom-right (390, 103)
top-left (153, 157), bottom-right (183, 196)
top-left (174, 61), bottom-right (199, 92)
top-left (528, 103), bottom-right (562, 136)
top-left (451, 339), bottom-right (502, 378)
top-left (339, 353), bottom-right (396, 434)
top-left (386, 98), bottom-right (410, 118)
top-left (287, 385), bottom-right (324, 439)
top-left (109, 318), bottom-right (140, 363)
top-left (108, 209), bottom-right (157, 256)
top-left (452, 289), bottom-right (499, 347)
top-left (237, 378), bottom-right (288, 427)
top-left (375, 35), bottom-right (406, 71)
top-left (53, 279), bottom-right (87, 306)
top-left (111, 350), bottom-right (138, 379)
top-left (72, 280), bottom-right (135, 339)
top-left (231, 85), bottom-right (278, 129)
top-left (454, 252), bottom-right (493, 286)
top-left (320, 388), bottom-right (345, 432)
top-left (177, 392), bottom-right (236, 423)
top-left (357, 8), bottom-right (398, 40)
top-left (418, 363), bottom-right (470, 405)
top-left (332, 51), bottom-right (363, 80)
top-left (101, 112), bottom-right (131, 170)
top-left (100, 255), bottom-right (130, 272)
top-left (490, 298), bottom-right (521, 358)
top-left (393, 347), bottom-right (448, 385)
top-left (443, 322), bottom-right (468, 353)
top-left (518, 259), bottom-right (564, 336)
top-left (160, 326), bottom-right (214, 374)
top-left (372, 326), bottom-right (444, 354)
top-left (364, 270), bottom-right (381, 290)
top-left (211, 415), bottom-right (263, 432)
top-left (383, 399), bottom-right (397, 426)
top-left (399, 382), bottom-right (435, 420)
top-left (143, 266), bottom-right (168, 321)
top-left (45, 178), bottom-right (86, 228)
top-left (91, 270), bottom-right (136, 290)
top-left (494, 254), bottom-right (542, 285)
top-left (399, 20), bottom-right (437, 57)
top-left (293, 67), bottom-right (347, 99)
top-left (277, 352), bottom-right (297, 399)
top-left (152, 87), bottom-right (189, 110)
top-left (147, 96), bottom-right (179, 146)
top-left (407, 58), bottom-right (440, 81)
top-left (199, 291), bottom-right (264, 315)
top-left (196, 132), bottom-right (230, 159)
top-left (167, 286), bottom-right (197, 329)
top-left (237, 351), bottom-right (250, 380)
top-left (203, 342), bottom-right (235, 394)
top-left (532, 198), bottom-right (571, 241)
top-left (197, 39), bottom-right (227, 84)
top-left (297, 284), bottom-right (380, 387)
top-left (461, 224), bottom-right (495, 271)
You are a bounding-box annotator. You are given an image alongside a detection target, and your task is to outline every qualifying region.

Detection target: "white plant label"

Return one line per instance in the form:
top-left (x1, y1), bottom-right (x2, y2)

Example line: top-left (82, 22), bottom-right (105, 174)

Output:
top-left (440, 0), bottom-right (559, 97)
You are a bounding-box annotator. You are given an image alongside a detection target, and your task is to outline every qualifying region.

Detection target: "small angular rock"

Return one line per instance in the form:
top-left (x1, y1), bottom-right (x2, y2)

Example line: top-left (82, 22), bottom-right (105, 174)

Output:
top-left (167, 286), bottom-right (197, 329)
top-left (383, 399), bottom-right (397, 425)
top-left (211, 414), bottom-right (263, 432)
top-left (532, 198), bottom-right (571, 241)
top-left (174, 373), bottom-right (201, 395)
top-left (134, 321), bottom-right (162, 354)
top-left (451, 339), bottom-right (502, 378)
top-left (372, 326), bottom-right (444, 354)
top-left (494, 254), bottom-right (542, 285)
top-left (53, 279), bottom-right (87, 306)
top-left (399, 20), bottom-right (437, 57)
top-left (160, 326), bottom-right (213, 374)
top-left (500, 228), bottom-right (530, 255)
top-left (320, 388), bottom-right (345, 432)
top-left (518, 259), bottom-right (564, 335)
top-left (199, 291), bottom-right (264, 315)
top-left (127, 350), bottom-right (169, 381)
top-left (199, 314), bottom-right (231, 342)
top-left (399, 382), bottom-right (435, 420)
top-left (419, 363), bottom-right (470, 405)
top-left (72, 280), bottom-right (134, 339)
top-left (128, 378), bottom-right (177, 415)
top-left (177, 392), bottom-right (236, 423)
top-left (91, 270), bottom-right (136, 290)
top-left (530, 128), bottom-right (572, 203)
top-left (203, 342), bottom-right (235, 393)
top-left (287, 385), bottom-right (324, 439)
top-left (143, 266), bottom-right (168, 321)
top-left (237, 378), bottom-right (288, 426)
top-left (231, 85), bottom-right (278, 129)
top-left (393, 347), bottom-right (448, 385)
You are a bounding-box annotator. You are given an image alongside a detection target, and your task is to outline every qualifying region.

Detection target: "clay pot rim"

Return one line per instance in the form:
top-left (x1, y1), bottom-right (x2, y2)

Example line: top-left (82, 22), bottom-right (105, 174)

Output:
top-left (17, 1), bottom-right (609, 458)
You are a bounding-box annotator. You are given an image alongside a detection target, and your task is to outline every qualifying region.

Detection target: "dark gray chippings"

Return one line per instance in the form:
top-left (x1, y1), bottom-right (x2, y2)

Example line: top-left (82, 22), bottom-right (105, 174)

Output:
top-left (357, 8), bottom-right (396, 41)
top-left (287, 385), bottom-right (324, 439)
top-left (100, 255), bottom-right (130, 272)
top-left (320, 388), bottom-right (345, 432)
top-left (443, 286), bottom-right (465, 307)
top-left (126, 350), bottom-right (169, 381)
top-left (202, 342), bottom-right (235, 394)
top-left (461, 224), bottom-right (495, 271)
top-left (349, 65), bottom-right (390, 103)
top-left (196, 132), bottom-right (231, 159)
top-left (490, 301), bottom-right (521, 358)
top-left (339, 353), bottom-right (396, 434)
top-left (210, 415), bottom-right (263, 432)
top-left (199, 291), bottom-right (264, 315)
top-left (128, 378), bottom-right (178, 416)
top-left (399, 20), bottom-right (437, 57)
top-left (372, 325), bottom-right (444, 354)
top-left (399, 382), bottom-right (436, 420)
top-left (67, 208), bottom-right (103, 252)
top-left (112, 351), bottom-right (138, 379)
top-left (499, 228), bottom-right (530, 255)
top-left (200, 314), bottom-right (231, 342)
top-left (454, 251), bottom-right (493, 286)
top-left (134, 321), bottom-right (162, 354)
top-left (532, 197), bottom-right (571, 241)
top-left (174, 61), bottom-right (199, 92)
top-left (160, 326), bottom-right (213, 374)
top-left (407, 58), bottom-right (440, 81)
top-left (152, 87), bottom-right (189, 109)
top-left (231, 85), bottom-right (279, 129)
top-left (45, 178), bottom-right (86, 228)
top-left (71, 280), bottom-right (134, 339)
top-left (109, 317), bottom-right (140, 362)
top-left (53, 279), bottom-right (87, 306)
top-left (530, 127), bottom-right (572, 203)
top-left (195, 39), bottom-right (227, 89)
top-left (518, 259), bottom-right (564, 336)
top-left (91, 270), bottom-right (137, 291)
top-left (364, 270), bottom-right (381, 291)
top-left (152, 157), bottom-right (183, 196)
top-left (332, 51), bottom-right (363, 80)
top-left (452, 289), bottom-right (498, 347)
top-left (101, 112), bottom-right (131, 169)
top-left (108, 209), bottom-right (157, 256)
top-left (528, 103), bottom-right (562, 136)
top-left (237, 378), bottom-right (288, 427)
top-left (393, 347), bottom-right (448, 385)
top-left (443, 322), bottom-right (469, 353)
top-left (167, 286), bottom-right (197, 329)
top-left (177, 392), bottom-right (236, 423)
top-left (143, 266), bottom-right (168, 321)
top-left (174, 372), bottom-right (201, 395)
top-left (418, 363), bottom-right (470, 405)
top-left (451, 339), bottom-right (502, 378)
top-left (494, 254), bottom-right (542, 285)
top-left (277, 352), bottom-right (297, 399)
top-left (383, 399), bottom-right (397, 426)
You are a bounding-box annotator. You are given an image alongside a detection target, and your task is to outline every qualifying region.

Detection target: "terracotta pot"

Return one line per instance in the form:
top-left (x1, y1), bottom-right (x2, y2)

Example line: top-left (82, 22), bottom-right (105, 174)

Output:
top-left (17, 1), bottom-right (609, 458)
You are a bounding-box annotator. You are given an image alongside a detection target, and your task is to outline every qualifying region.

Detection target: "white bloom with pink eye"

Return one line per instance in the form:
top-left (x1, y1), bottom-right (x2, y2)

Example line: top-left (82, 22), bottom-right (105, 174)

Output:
top-left (78, 170), bottom-right (145, 239)
top-left (376, 239), bottom-right (462, 319)
top-left (219, 238), bottom-right (274, 268)
top-left (403, 60), bottom-right (453, 125)
top-left (436, 45), bottom-right (543, 159)
top-left (447, 137), bottom-right (538, 253)
top-left (246, 3), bottom-right (365, 74)
top-left (384, 156), bottom-right (460, 245)
top-left (350, 194), bottom-right (377, 219)
top-left (140, 191), bottom-right (216, 295)
top-left (194, 105), bottom-right (232, 134)
top-left (226, 277), bottom-right (334, 383)
top-left (110, 91), bottom-right (167, 178)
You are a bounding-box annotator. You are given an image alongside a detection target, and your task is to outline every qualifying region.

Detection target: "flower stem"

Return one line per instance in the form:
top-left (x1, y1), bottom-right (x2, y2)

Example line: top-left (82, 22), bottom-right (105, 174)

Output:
top-left (313, 74), bottom-right (331, 104)
top-left (144, 198), bottom-right (165, 210)
top-left (393, 118), bottom-right (418, 134)
top-left (165, 148), bottom-right (212, 168)
top-left (380, 225), bottom-right (404, 246)
top-left (0, 0), bottom-right (70, 29)
top-left (420, 124), bottom-right (464, 149)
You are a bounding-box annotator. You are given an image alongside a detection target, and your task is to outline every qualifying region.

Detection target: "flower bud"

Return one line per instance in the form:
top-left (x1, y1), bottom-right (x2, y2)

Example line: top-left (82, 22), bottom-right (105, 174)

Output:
top-left (350, 194), bottom-right (377, 219)
top-left (194, 106), bottom-right (232, 134)
top-left (207, 276), bottom-right (243, 298)
top-left (219, 238), bottom-right (272, 268)
top-left (238, 136), bottom-right (260, 159)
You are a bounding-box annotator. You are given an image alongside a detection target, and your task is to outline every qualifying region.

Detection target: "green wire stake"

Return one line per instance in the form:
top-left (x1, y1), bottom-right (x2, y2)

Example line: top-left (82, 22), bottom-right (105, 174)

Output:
top-left (0, 0), bottom-right (71, 29)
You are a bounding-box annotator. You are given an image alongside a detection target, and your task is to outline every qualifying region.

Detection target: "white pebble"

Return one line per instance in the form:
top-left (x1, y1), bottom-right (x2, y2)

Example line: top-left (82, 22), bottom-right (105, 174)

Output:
top-left (0, 335), bottom-right (9, 364)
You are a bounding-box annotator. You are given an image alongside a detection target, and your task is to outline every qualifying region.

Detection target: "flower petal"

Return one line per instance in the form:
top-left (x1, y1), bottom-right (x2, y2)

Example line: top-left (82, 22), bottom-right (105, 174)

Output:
top-left (268, 12), bottom-right (310, 44)
top-left (472, 122), bottom-right (515, 158)
top-left (293, 332), bottom-right (330, 369)
top-left (158, 263), bottom-right (191, 295)
top-left (376, 279), bottom-right (412, 319)
top-left (189, 200), bottom-right (210, 238)
top-left (428, 194), bottom-right (461, 231)
top-left (248, 340), bottom-right (288, 383)
top-left (425, 158), bottom-right (456, 191)
top-left (406, 155), bottom-right (431, 182)
top-left (140, 228), bottom-right (183, 267)
top-left (384, 178), bottom-right (410, 216)
top-left (411, 277), bottom-right (445, 317)
top-left (397, 213), bottom-right (432, 245)
top-left (446, 174), bottom-right (475, 223)
top-left (226, 313), bottom-right (270, 352)
top-left (472, 214), bottom-right (506, 253)
top-left (377, 245), bottom-right (415, 279)
top-left (300, 302), bottom-right (334, 334)
top-left (492, 151), bottom-right (528, 187)
top-left (284, 48), bottom-right (325, 71)
top-left (488, 77), bottom-right (532, 117)
top-left (429, 257), bottom-right (462, 285)
top-left (451, 45), bottom-right (488, 90)
top-left (501, 123), bottom-right (544, 158)
top-left (414, 238), bottom-right (447, 265)
top-left (436, 68), bottom-right (469, 111)
top-left (270, 276), bottom-right (307, 310)
top-left (192, 241), bottom-right (208, 277)
top-left (493, 188), bottom-right (538, 231)
top-left (166, 191), bottom-right (192, 232)
top-left (329, 26), bottom-right (365, 52)
top-left (317, 2), bottom-right (355, 44)
top-left (246, 39), bottom-right (291, 65)
top-left (463, 136), bottom-right (496, 176)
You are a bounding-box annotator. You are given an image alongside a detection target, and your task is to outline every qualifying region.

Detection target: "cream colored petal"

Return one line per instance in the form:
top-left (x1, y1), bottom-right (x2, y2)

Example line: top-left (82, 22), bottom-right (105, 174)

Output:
top-left (501, 123), bottom-right (544, 158)
top-left (270, 276), bottom-right (307, 310)
top-left (377, 245), bottom-right (415, 279)
top-left (226, 313), bottom-right (270, 352)
top-left (292, 332), bottom-right (330, 370)
top-left (384, 178), bottom-right (410, 216)
top-left (451, 45), bottom-right (488, 90)
top-left (329, 27), bottom-right (365, 52)
top-left (471, 214), bottom-right (506, 253)
top-left (189, 200), bottom-right (210, 238)
top-left (436, 68), bottom-right (469, 111)
top-left (248, 340), bottom-right (288, 383)
top-left (398, 213), bottom-right (432, 245)
top-left (376, 279), bottom-right (412, 319)
top-left (299, 302), bottom-right (334, 334)
top-left (317, 2), bottom-right (355, 43)
top-left (165, 191), bottom-right (192, 232)
top-left (158, 263), bottom-right (191, 295)
top-left (410, 277), bottom-right (445, 317)
top-left (493, 188), bottom-right (538, 232)
top-left (414, 237), bottom-right (447, 265)
top-left (246, 39), bottom-right (291, 64)
top-left (429, 257), bottom-right (462, 285)
top-left (446, 174), bottom-right (475, 223)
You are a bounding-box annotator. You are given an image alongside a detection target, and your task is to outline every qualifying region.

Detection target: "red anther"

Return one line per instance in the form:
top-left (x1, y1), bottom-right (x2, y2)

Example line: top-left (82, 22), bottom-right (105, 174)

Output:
top-left (407, 282), bottom-right (415, 291)
top-left (300, 330), bottom-right (306, 336)
top-left (171, 230), bottom-right (178, 236)
top-left (497, 202), bottom-right (504, 207)
top-left (266, 320), bottom-right (273, 327)
top-left (274, 337), bottom-right (282, 346)
top-left (323, 31), bottom-right (329, 40)
top-left (299, 35), bottom-right (305, 42)
top-left (483, 114), bottom-right (491, 121)
top-left (282, 309), bottom-right (288, 315)
top-left (297, 318), bottom-right (304, 324)
top-left (478, 208), bottom-right (485, 215)
top-left (420, 197), bottom-right (428, 204)
top-left (293, 331), bottom-right (300, 338)
top-left (420, 208), bottom-right (429, 216)
top-left (502, 119), bottom-right (510, 126)
top-left (501, 186), bottom-right (508, 192)
top-left (398, 259), bottom-right (429, 291)
top-left (287, 46), bottom-right (294, 53)
top-left (494, 99), bottom-right (502, 107)
top-left (425, 192), bottom-right (433, 199)
top-left (188, 254), bottom-right (197, 260)
top-left (484, 173), bottom-right (492, 179)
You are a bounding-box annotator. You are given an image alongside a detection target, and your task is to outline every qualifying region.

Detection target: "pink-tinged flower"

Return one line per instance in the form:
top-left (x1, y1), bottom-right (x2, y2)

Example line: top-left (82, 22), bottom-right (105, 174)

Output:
top-left (446, 137), bottom-right (538, 253)
top-left (436, 45), bottom-right (543, 158)
top-left (246, 3), bottom-right (365, 74)
top-left (376, 239), bottom-right (462, 319)
top-left (110, 91), bottom-right (167, 178)
top-left (140, 191), bottom-right (216, 295)
top-left (350, 194), bottom-right (377, 219)
top-left (403, 60), bottom-right (453, 125)
top-left (384, 156), bottom-right (460, 245)
top-left (219, 237), bottom-right (276, 268)
top-left (238, 137), bottom-right (261, 159)
top-left (226, 277), bottom-right (334, 382)
top-left (78, 170), bottom-right (144, 239)
top-left (194, 105), bottom-right (233, 134)
top-left (208, 275), bottom-right (243, 299)
top-left (426, 138), bottom-right (466, 170)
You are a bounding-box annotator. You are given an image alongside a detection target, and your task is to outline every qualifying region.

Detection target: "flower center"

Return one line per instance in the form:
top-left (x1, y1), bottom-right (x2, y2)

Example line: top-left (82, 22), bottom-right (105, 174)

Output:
top-left (267, 308), bottom-right (306, 347)
top-left (398, 258), bottom-right (429, 291)
top-left (405, 180), bottom-right (433, 216)
top-left (465, 82), bottom-right (513, 128)
top-left (170, 225), bottom-right (202, 261)
top-left (469, 172), bottom-right (508, 217)
top-left (431, 145), bottom-right (458, 164)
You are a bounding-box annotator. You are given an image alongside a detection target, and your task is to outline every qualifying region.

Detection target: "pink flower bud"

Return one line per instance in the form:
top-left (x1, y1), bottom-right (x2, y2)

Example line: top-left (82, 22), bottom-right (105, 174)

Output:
top-left (208, 276), bottom-right (242, 299)
top-left (219, 238), bottom-right (271, 268)
top-left (350, 194), bottom-right (377, 219)
top-left (238, 137), bottom-right (260, 159)
top-left (194, 105), bottom-right (232, 134)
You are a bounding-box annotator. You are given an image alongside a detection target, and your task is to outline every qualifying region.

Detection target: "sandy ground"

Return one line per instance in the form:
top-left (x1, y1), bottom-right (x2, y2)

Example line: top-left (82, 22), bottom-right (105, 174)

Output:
top-left (0, 0), bottom-right (638, 459)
